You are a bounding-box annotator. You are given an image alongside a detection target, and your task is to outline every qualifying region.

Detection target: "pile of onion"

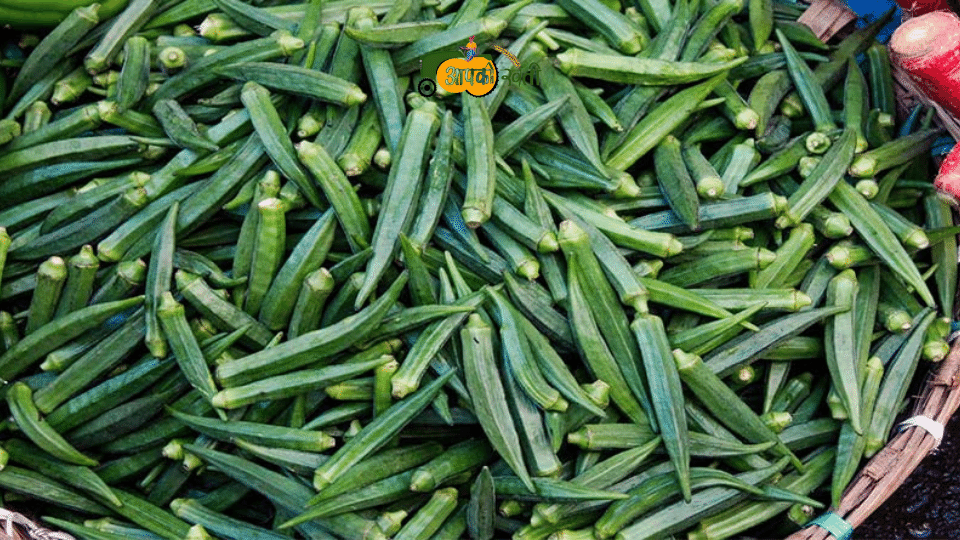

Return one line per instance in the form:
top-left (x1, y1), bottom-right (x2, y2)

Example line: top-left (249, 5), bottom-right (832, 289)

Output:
top-left (891, 10), bottom-right (960, 200)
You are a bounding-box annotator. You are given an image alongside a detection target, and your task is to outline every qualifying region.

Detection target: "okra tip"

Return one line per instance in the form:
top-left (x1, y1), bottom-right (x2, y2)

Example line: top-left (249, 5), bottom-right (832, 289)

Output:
top-left (774, 214), bottom-right (798, 230)
top-left (346, 88), bottom-right (368, 107)
top-left (409, 470), bottom-right (437, 492)
top-left (610, 171), bottom-right (641, 199)
top-left (924, 340), bottom-right (950, 362)
top-left (390, 376), bottom-right (419, 400)
top-left (804, 132), bottom-right (832, 154)
top-left (566, 429), bottom-right (589, 449)
top-left (96, 100), bottom-right (118, 119)
top-left (904, 230), bottom-right (930, 249)
top-left (547, 395), bottom-right (569, 413)
top-left (159, 47), bottom-right (188, 71)
top-left (466, 313), bottom-right (487, 330)
top-left (673, 348), bottom-right (701, 371)
top-left (755, 248), bottom-right (777, 270)
top-left (157, 291), bottom-right (184, 316)
top-left (584, 380), bottom-right (612, 410)
top-left (629, 294), bottom-right (650, 315)
top-left (557, 219), bottom-right (587, 244)
top-left (517, 261), bottom-right (540, 281)
top-left (763, 411), bottom-right (793, 433)
top-left (537, 233), bottom-right (560, 254)
top-left (554, 50), bottom-right (578, 76)
top-left (528, 511), bottom-right (550, 528)
top-left (821, 213), bottom-right (854, 238)
top-left (273, 31), bottom-right (306, 55)
top-left (163, 439), bottom-right (186, 460)
top-left (849, 155), bottom-right (877, 178)
top-left (736, 109), bottom-right (760, 131)
top-left (38, 256), bottom-right (68, 280)
top-left (185, 524), bottom-right (214, 540)
top-left (461, 206), bottom-right (489, 229)
top-left (855, 179), bottom-right (879, 200)
top-left (76, 3), bottom-right (101, 20)
top-left (295, 140), bottom-right (321, 159)
top-left (209, 391), bottom-right (230, 410)
top-left (793, 292), bottom-right (813, 310)
top-left (338, 154), bottom-right (366, 177)
top-left (732, 365), bottom-right (757, 386)
top-left (887, 311), bottom-right (913, 332)
top-left (174, 269), bottom-right (200, 290)
top-left (665, 237), bottom-right (685, 257)
top-left (697, 177), bottom-right (725, 199)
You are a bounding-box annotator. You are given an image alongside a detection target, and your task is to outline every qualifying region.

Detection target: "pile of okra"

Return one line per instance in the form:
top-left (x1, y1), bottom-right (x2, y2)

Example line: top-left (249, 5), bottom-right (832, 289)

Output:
top-left (0, 0), bottom-right (955, 539)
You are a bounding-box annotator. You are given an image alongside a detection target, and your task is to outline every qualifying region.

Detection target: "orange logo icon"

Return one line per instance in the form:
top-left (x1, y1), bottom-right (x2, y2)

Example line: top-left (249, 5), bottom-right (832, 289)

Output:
top-left (434, 36), bottom-right (498, 97)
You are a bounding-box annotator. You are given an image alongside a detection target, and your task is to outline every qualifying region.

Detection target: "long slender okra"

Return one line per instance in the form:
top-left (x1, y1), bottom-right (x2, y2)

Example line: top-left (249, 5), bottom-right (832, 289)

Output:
top-left (313, 370), bottom-right (455, 491)
top-left (7, 382), bottom-right (98, 466)
top-left (145, 202), bottom-right (178, 359)
top-left (243, 197), bottom-right (286, 316)
top-left (25, 256), bottom-right (67, 335)
top-left (356, 100), bottom-right (441, 308)
top-left (217, 273), bottom-right (407, 386)
top-left (158, 293), bottom-right (221, 416)
top-left (0, 296), bottom-right (144, 382)
top-left (461, 89), bottom-right (498, 228)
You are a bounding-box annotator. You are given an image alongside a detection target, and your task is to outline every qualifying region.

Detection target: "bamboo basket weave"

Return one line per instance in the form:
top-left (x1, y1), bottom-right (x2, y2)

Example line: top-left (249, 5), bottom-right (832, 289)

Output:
top-left (0, 509), bottom-right (73, 540)
top-left (786, 1), bottom-right (960, 539)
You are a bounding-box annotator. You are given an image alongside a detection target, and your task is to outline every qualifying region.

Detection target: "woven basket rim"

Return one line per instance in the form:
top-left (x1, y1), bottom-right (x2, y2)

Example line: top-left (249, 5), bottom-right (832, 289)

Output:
top-left (0, 508), bottom-right (75, 540)
top-left (785, 338), bottom-right (960, 540)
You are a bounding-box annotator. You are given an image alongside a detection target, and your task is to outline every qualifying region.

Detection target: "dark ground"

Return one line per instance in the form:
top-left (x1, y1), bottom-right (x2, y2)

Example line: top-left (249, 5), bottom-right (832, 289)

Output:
top-left (855, 407), bottom-right (960, 540)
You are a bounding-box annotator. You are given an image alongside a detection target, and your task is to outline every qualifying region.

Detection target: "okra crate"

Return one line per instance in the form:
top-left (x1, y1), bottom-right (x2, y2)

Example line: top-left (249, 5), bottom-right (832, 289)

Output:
top-left (0, 0), bottom-right (957, 540)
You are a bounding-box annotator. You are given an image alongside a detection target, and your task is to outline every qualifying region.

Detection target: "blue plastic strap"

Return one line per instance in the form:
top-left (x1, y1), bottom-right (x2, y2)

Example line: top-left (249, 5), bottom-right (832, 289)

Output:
top-left (899, 104), bottom-right (924, 138)
top-left (934, 137), bottom-right (957, 157)
top-left (950, 322), bottom-right (960, 344)
top-left (807, 512), bottom-right (853, 540)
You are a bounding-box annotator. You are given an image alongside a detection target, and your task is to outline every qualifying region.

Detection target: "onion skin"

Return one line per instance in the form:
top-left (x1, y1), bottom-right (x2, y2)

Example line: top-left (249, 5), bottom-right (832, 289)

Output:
top-left (894, 11), bottom-right (960, 202)
top-left (895, 0), bottom-right (954, 17)
top-left (890, 11), bottom-right (960, 118)
top-left (935, 141), bottom-right (960, 202)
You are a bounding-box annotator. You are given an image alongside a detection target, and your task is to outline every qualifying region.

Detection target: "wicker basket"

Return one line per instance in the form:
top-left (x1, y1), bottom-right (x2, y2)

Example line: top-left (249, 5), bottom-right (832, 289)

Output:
top-left (785, 2), bottom-right (960, 539)
top-left (786, 348), bottom-right (960, 540)
top-left (0, 509), bottom-right (73, 540)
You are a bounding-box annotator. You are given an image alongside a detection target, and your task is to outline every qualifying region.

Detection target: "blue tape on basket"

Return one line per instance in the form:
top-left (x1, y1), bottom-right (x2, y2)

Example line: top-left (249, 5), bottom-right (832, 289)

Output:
top-left (934, 143), bottom-right (956, 157)
top-left (935, 136), bottom-right (955, 146)
top-left (807, 512), bottom-right (853, 540)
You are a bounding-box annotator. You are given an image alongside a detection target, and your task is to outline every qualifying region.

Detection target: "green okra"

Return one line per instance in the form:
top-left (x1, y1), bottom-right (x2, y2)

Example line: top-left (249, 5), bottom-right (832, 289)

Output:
top-left (298, 140), bottom-right (371, 252)
top-left (313, 370), bottom-right (455, 491)
top-left (675, 349), bottom-right (803, 470)
top-left (356, 100), bottom-right (440, 308)
top-left (26, 256), bottom-right (67, 335)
